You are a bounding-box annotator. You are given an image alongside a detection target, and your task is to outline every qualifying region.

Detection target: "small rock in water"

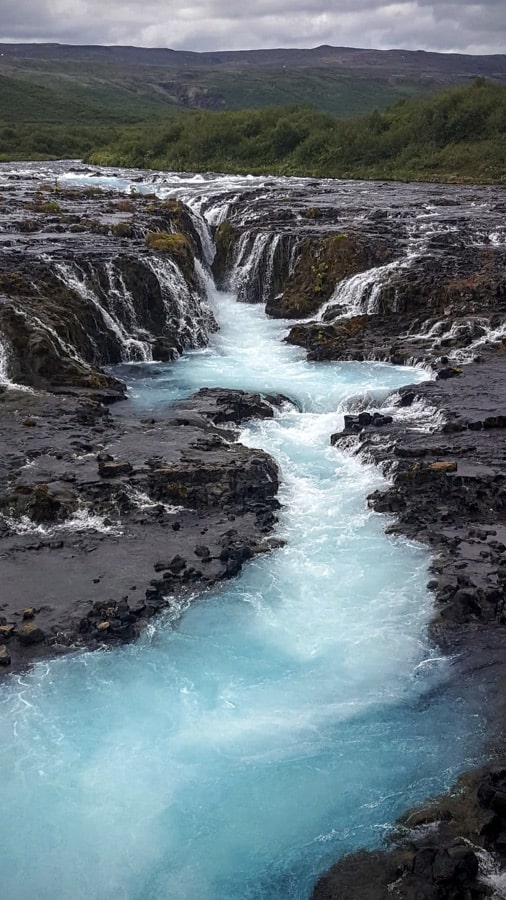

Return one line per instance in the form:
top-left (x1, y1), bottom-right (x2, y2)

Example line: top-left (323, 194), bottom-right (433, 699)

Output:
top-left (0, 644), bottom-right (11, 666)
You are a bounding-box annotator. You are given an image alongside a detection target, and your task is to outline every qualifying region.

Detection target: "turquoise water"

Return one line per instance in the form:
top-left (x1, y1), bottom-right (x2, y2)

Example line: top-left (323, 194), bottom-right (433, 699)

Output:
top-left (0, 273), bottom-right (485, 899)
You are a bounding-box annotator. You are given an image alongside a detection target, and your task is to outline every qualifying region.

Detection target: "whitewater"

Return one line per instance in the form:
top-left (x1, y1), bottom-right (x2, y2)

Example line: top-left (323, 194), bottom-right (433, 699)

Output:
top-left (0, 171), bottom-right (486, 899)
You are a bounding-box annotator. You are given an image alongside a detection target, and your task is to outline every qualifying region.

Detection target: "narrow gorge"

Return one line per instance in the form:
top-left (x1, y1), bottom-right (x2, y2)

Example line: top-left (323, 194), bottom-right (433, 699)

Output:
top-left (1, 162), bottom-right (506, 899)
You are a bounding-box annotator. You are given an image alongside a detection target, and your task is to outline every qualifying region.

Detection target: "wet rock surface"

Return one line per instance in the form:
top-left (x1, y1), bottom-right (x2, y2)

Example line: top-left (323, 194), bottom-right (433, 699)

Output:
top-left (0, 385), bottom-right (280, 673)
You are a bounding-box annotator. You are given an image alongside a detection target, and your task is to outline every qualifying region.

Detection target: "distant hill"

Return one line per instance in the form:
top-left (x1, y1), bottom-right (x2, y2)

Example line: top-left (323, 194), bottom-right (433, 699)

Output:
top-left (1, 43), bottom-right (506, 122)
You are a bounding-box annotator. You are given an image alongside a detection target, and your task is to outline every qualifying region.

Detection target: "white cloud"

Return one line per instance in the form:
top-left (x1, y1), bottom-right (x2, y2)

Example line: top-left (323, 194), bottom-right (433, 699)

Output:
top-left (0, 0), bottom-right (504, 54)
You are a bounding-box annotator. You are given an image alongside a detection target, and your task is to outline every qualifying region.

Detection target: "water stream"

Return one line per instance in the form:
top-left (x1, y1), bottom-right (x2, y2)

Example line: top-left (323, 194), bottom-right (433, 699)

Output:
top-left (0, 276), bottom-right (485, 899)
top-left (0, 167), bottom-right (490, 899)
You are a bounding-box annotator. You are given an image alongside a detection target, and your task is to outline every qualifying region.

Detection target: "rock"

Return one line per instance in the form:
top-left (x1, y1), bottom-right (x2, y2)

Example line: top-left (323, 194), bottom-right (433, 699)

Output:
top-left (195, 545), bottom-right (211, 558)
top-left (98, 459), bottom-right (133, 478)
top-left (22, 607), bottom-right (36, 619)
top-left (0, 624), bottom-right (15, 638)
top-left (167, 555), bottom-right (187, 573)
top-left (0, 645), bottom-right (11, 666)
top-left (17, 623), bottom-right (46, 645)
top-left (427, 461), bottom-right (458, 474)
top-left (437, 366), bottom-right (462, 380)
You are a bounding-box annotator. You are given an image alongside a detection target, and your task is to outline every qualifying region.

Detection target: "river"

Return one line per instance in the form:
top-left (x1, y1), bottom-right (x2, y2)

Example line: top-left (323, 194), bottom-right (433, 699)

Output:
top-left (0, 166), bottom-right (490, 899)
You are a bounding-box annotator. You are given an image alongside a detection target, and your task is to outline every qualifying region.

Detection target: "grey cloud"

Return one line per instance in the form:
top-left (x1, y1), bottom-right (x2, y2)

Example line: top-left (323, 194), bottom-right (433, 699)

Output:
top-left (0, 0), bottom-right (504, 54)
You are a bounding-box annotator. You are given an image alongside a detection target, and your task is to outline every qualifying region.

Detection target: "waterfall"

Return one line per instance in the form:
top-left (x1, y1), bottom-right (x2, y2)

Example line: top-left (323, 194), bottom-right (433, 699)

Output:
top-left (317, 257), bottom-right (411, 321)
top-left (228, 231), bottom-right (294, 305)
top-left (54, 261), bottom-right (153, 362)
top-left (0, 325), bottom-right (34, 392)
top-left (448, 319), bottom-right (506, 364)
top-left (53, 253), bottom-right (217, 366)
top-left (182, 195), bottom-right (231, 254)
top-left (0, 333), bottom-right (11, 385)
top-left (144, 254), bottom-right (216, 350)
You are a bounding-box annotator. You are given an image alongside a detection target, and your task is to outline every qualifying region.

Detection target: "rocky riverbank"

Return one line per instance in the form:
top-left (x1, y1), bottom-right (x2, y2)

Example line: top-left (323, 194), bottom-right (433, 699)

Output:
top-left (0, 383), bottom-right (281, 672)
top-left (312, 351), bottom-right (506, 898)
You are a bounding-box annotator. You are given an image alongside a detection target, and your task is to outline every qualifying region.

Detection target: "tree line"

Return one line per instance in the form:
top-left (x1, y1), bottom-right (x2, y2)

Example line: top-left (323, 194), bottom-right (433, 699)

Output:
top-left (1, 79), bottom-right (504, 183)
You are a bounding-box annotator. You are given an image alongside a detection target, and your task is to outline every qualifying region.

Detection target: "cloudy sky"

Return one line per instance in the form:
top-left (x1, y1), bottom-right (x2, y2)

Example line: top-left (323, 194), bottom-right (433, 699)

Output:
top-left (1, 0), bottom-right (504, 55)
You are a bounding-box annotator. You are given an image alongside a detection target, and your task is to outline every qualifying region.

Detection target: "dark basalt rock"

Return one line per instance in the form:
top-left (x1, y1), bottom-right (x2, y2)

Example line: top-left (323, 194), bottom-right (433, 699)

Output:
top-left (312, 762), bottom-right (506, 899)
top-left (17, 622), bottom-right (46, 645)
top-left (176, 386), bottom-right (285, 424)
top-left (331, 410), bottom-right (393, 442)
top-left (212, 220), bottom-right (240, 287)
top-left (0, 382), bottom-right (280, 672)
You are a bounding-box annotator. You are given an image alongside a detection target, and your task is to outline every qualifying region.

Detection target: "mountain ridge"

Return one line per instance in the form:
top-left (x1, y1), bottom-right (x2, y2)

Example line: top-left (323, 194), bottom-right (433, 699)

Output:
top-left (1, 42), bottom-right (506, 74)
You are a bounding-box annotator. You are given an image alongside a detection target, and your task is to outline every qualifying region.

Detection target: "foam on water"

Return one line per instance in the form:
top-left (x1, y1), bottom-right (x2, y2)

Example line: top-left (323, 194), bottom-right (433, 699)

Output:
top-left (0, 177), bottom-right (488, 899)
top-left (1, 508), bottom-right (122, 536)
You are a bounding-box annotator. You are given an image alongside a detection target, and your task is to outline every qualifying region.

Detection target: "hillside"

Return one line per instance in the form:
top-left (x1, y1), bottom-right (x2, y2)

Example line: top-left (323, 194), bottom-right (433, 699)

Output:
top-left (1, 42), bottom-right (506, 122)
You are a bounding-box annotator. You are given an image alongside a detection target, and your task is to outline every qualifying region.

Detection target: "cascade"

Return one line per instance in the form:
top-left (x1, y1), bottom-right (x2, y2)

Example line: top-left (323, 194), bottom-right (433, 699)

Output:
top-left (317, 252), bottom-right (418, 322)
top-left (228, 230), bottom-right (296, 304)
top-left (0, 333), bottom-right (11, 385)
top-left (54, 261), bottom-right (153, 362)
top-left (51, 253), bottom-right (217, 366)
top-left (143, 254), bottom-right (216, 349)
top-left (178, 195), bottom-right (229, 258)
top-left (449, 318), bottom-right (506, 364)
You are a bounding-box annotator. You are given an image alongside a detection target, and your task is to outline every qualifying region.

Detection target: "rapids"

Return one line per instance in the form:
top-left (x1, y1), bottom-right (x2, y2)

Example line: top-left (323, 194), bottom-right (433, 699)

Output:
top-left (0, 167), bottom-right (489, 899)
